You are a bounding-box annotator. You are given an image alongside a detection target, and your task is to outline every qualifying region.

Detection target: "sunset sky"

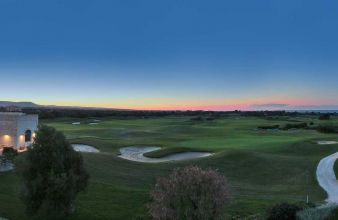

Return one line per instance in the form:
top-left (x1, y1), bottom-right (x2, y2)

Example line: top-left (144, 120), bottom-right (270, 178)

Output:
top-left (0, 0), bottom-right (338, 110)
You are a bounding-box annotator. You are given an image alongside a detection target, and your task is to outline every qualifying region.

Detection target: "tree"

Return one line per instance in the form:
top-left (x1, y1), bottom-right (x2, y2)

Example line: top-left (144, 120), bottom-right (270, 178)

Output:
top-left (149, 166), bottom-right (231, 220)
top-left (317, 125), bottom-right (338, 134)
top-left (319, 113), bottom-right (331, 120)
top-left (267, 203), bottom-right (301, 220)
top-left (17, 125), bottom-right (89, 217)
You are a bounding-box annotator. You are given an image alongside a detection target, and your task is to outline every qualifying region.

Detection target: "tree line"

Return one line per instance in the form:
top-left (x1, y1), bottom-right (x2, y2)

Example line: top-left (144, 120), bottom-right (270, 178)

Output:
top-left (16, 108), bottom-right (337, 119)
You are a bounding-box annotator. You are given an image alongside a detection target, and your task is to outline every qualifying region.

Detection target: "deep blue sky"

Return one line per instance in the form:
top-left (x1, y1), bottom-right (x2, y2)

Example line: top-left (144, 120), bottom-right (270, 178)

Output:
top-left (0, 0), bottom-right (337, 110)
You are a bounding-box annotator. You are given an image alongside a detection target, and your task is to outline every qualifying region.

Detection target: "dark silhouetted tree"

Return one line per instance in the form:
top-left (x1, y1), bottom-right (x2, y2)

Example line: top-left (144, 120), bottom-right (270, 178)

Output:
top-left (267, 203), bottom-right (301, 220)
top-left (326, 206), bottom-right (338, 220)
top-left (317, 125), bottom-right (338, 134)
top-left (319, 114), bottom-right (331, 120)
top-left (149, 166), bottom-right (231, 220)
top-left (17, 125), bottom-right (89, 217)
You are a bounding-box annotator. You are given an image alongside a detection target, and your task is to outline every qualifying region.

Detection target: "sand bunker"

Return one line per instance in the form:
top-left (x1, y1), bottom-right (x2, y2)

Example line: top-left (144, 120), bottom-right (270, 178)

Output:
top-left (317, 141), bottom-right (338, 145)
top-left (89, 123), bottom-right (99, 125)
top-left (118, 146), bottom-right (212, 163)
top-left (71, 144), bottom-right (100, 153)
top-left (72, 122), bottom-right (81, 125)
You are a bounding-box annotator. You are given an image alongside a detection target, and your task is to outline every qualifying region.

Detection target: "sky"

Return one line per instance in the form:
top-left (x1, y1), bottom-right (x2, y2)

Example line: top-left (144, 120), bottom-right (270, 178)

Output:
top-left (0, 0), bottom-right (338, 111)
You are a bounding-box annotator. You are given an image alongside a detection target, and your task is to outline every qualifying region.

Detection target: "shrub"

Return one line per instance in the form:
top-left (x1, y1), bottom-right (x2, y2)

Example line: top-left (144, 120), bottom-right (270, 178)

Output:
top-left (2, 147), bottom-right (18, 161)
top-left (319, 114), bottom-right (331, 120)
top-left (284, 122), bottom-right (308, 130)
top-left (149, 166), bottom-right (231, 220)
top-left (317, 125), bottom-right (338, 134)
top-left (297, 205), bottom-right (335, 220)
top-left (17, 125), bottom-right (89, 217)
top-left (257, 125), bottom-right (280, 130)
top-left (325, 206), bottom-right (338, 220)
top-left (190, 116), bottom-right (203, 121)
top-left (266, 203), bottom-right (301, 220)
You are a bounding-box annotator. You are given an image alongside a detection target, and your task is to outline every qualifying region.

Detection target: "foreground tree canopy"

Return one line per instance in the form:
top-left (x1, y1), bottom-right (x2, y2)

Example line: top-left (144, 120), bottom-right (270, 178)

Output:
top-left (149, 166), bottom-right (231, 220)
top-left (267, 203), bottom-right (302, 220)
top-left (17, 125), bottom-right (89, 217)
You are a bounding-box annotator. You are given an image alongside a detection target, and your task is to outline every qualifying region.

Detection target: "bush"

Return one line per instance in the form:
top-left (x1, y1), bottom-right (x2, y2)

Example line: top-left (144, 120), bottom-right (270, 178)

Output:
top-left (297, 205), bottom-right (335, 220)
top-left (149, 166), bottom-right (231, 220)
top-left (284, 122), bottom-right (308, 130)
top-left (257, 125), bottom-right (280, 130)
top-left (17, 125), bottom-right (89, 217)
top-left (267, 203), bottom-right (301, 220)
top-left (2, 147), bottom-right (18, 161)
top-left (319, 114), bottom-right (331, 120)
top-left (206, 117), bottom-right (216, 121)
top-left (190, 116), bottom-right (203, 121)
top-left (325, 206), bottom-right (338, 220)
top-left (317, 125), bottom-right (338, 134)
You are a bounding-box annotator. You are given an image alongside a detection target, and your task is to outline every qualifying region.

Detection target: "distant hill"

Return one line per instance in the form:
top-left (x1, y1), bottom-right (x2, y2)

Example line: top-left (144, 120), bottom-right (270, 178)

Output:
top-left (0, 101), bottom-right (127, 111)
top-left (0, 101), bottom-right (40, 108)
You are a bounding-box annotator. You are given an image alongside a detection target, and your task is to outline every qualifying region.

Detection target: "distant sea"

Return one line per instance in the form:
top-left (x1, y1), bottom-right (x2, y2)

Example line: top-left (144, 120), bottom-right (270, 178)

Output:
top-left (286, 110), bottom-right (338, 113)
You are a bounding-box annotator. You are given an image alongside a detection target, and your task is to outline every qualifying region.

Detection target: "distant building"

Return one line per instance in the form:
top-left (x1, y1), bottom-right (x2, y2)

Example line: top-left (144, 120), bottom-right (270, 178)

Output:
top-left (0, 112), bottom-right (38, 150)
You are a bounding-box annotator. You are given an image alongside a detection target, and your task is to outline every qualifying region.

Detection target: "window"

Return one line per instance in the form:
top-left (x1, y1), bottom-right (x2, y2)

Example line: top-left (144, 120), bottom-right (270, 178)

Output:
top-left (25, 130), bottom-right (32, 142)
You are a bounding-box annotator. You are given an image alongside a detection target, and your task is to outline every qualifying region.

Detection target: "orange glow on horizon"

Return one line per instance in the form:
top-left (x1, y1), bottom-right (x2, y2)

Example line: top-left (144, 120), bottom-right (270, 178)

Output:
top-left (32, 97), bottom-right (338, 111)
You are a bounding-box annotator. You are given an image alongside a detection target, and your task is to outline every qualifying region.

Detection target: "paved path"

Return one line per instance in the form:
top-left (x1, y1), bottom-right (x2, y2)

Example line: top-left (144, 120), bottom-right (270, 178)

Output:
top-left (316, 152), bottom-right (338, 204)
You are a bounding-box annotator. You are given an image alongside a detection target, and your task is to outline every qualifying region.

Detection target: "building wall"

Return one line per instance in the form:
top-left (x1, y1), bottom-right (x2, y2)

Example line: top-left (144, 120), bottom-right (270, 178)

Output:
top-left (0, 114), bottom-right (20, 148)
top-left (0, 113), bottom-right (38, 149)
top-left (16, 114), bottom-right (38, 148)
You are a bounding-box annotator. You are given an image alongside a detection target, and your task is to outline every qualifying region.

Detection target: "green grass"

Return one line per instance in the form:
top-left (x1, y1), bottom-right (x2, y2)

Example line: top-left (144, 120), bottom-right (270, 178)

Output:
top-left (143, 147), bottom-right (211, 158)
top-left (1, 115), bottom-right (338, 219)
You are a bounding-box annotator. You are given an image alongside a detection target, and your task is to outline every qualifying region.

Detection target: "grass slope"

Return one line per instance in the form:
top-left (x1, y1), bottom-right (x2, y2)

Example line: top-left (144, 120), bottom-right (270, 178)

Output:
top-left (0, 115), bottom-right (337, 219)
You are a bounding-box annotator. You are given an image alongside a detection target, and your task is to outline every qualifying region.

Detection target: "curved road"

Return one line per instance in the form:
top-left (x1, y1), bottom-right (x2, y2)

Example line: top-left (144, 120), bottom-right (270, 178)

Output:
top-left (316, 152), bottom-right (338, 204)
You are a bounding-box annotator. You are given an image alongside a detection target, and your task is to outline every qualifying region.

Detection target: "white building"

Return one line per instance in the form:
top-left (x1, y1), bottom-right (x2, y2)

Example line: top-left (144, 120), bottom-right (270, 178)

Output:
top-left (0, 112), bottom-right (38, 150)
